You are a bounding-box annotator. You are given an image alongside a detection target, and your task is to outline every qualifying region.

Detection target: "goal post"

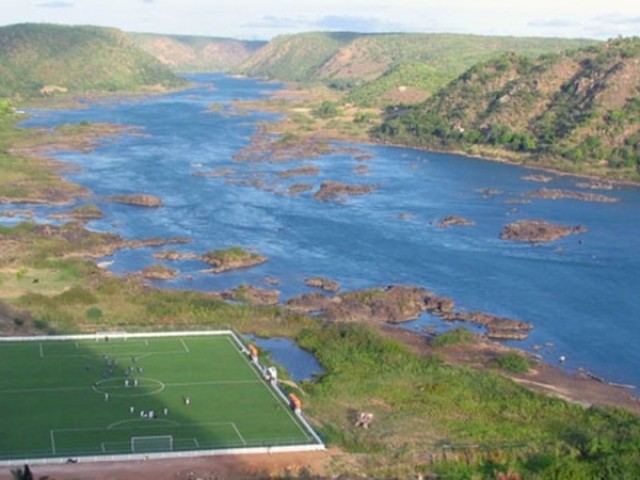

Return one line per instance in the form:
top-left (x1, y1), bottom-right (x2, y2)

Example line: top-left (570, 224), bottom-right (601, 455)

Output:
top-left (130, 435), bottom-right (173, 453)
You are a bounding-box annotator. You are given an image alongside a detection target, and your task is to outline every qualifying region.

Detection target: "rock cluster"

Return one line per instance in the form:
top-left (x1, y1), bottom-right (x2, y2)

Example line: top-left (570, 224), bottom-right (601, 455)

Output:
top-left (305, 277), bottom-right (341, 292)
top-left (437, 215), bottom-right (475, 228)
top-left (525, 188), bottom-right (618, 203)
top-left (287, 285), bottom-right (532, 340)
top-left (105, 194), bottom-right (163, 207)
top-left (313, 181), bottom-right (377, 202)
top-left (500, 220), bottom-right (586, 243)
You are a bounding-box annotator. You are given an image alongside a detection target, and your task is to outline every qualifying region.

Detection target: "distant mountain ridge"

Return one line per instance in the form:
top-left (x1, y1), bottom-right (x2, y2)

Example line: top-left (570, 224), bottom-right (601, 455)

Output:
top-left (237, 32), bottom-right (596, 105)
top-left (131, 33), bottom-right (265, 72)
top-left (375, 37), bottom-right (640, 180)
top-left (0, 23), bottom-right (186, 99)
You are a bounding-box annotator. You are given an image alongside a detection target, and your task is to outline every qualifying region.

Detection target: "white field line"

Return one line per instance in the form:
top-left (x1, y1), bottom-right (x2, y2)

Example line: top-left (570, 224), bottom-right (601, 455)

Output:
top-left (49, 430), bottom-right (56, 455)
top-left (164, 379), bottom-right (259, 387)
top-left (39, 349), bottom-right (186, 359)
top-left (0, 379), bottom-right (260, 395)
top-left (0, 330), bottom-right (235, 343)
top-left (180, 338), bottom-right (190, 353)
top-left (39, 343), bottom-right (44, 358)
top-left (226, 337), bottom-right (311, 440)
top-left (0, 444), bottom-right (325, 467)
top-left (108, 419), bottom-right (180, 430)
top-left (54, 422), bottom-right (238, 436)
top-left (231, 422), bottom-right (247, 446)
top-left (1, 385), bottom-right (91, 395)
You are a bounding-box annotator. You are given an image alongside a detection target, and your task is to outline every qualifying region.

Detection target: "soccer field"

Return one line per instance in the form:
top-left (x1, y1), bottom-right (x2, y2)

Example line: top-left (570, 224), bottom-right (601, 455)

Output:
top-left (0, 332), bottom-right (322, 462)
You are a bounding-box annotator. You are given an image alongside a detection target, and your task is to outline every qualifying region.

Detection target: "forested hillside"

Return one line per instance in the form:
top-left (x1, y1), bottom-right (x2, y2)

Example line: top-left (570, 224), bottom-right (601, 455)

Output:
top-left (238, 32), bottom-right (596, 106)
top-left (131, 33), bottom-right (265, 72)
top-left (0, 24), bottom-right (186, 99)
top-left (375, 37), bottom-right (640, 180)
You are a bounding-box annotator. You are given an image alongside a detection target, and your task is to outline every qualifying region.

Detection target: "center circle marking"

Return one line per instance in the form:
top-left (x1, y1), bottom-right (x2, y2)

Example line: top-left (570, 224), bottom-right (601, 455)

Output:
top-left (93, 377), bottom-right (165, 397)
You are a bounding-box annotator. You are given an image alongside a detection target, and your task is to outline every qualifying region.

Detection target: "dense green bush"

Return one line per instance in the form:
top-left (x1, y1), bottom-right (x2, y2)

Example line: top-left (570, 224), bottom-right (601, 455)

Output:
top-left (492, 351), bottom-right (530, 373)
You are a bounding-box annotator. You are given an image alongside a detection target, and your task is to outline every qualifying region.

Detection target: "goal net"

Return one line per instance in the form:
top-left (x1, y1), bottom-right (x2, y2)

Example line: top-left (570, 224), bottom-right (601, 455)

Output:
top-left (131, 435), bottom-right (173, 453)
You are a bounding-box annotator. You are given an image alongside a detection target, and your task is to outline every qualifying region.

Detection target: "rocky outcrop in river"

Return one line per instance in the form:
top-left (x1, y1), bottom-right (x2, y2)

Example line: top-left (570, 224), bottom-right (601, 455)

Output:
top-left (221, 284), bottom-right (280, 306)
top-left (313, 181), bottom-right (378, 202)
top-left (105, 194), bottom-right (163, 207)
top-left (500, 220), bottom-right (586, 243)
top-left (154, 247), bottom-right (267, 274)
top-left (200, 247), bottom-right (267, 274)
top-left (437, 215), bottom-right (475, 228)
top-left (138, 264), bottom-right (178, 280)
top-left (525, 188), bottom-right (618, 203)
top-left (286, 285), bottom-right (532, 340)
top-left (277, 166), bottom-right (320, 178)
top-left (305, 277), bottom-right (341, 292)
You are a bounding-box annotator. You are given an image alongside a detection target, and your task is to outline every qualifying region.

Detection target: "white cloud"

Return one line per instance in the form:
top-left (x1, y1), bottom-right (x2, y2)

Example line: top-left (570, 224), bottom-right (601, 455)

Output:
top-left (1, 0), bottom-right (638, 39)
top-left (35, 1), bottom-right (74, 8)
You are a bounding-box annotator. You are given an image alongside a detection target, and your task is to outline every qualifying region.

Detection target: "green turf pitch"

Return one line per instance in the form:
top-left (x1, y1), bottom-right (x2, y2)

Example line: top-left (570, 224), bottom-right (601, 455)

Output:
top-left (0, 334), bottom-right (316, 460)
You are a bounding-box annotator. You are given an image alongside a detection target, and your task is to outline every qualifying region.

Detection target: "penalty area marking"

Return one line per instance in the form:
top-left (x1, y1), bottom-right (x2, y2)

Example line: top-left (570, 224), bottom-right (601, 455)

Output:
top-left (226, 336), bottom-right (312, 441)
top-left (231, 422), bottom-right (247, 446)
top-left (108, 418), bottom-right (181, 430)
top-left (180, 338), bottom-right (190, 353)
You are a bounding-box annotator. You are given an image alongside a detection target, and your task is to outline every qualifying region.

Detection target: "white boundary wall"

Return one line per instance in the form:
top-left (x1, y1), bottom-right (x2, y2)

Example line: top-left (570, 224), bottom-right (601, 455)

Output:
top-left (0, 330), bottom-right (325, 467)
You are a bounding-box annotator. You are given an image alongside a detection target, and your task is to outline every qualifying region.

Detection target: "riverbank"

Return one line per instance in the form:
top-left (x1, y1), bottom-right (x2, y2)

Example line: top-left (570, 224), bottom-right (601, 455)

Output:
top-left (2, 80), bottom-right (640, 477)
top-left (237, 83), bottom-right (640, 186)
top-left (2, 85), bottom-right (638, 409)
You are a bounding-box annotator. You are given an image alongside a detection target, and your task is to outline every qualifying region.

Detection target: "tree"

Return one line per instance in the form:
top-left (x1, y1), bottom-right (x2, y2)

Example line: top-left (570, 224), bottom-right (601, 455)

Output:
top-left (0, 98), bottom-right (13, 115)
top-left (314, 101), bottom-right (341, 119)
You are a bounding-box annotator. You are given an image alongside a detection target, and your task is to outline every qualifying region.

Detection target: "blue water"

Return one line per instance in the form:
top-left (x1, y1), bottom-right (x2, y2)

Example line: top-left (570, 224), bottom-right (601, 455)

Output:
top-left (246, 335), bottom-right (324, 382)
top-left (10, 73), bottom-right (640, 389)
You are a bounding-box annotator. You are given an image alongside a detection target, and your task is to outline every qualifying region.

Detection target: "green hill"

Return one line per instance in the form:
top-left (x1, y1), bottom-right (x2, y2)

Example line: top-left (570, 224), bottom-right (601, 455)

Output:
top-left (131, 32), bottom-right (265, 72)
top-left (374, 37), bottom-right (640, 180)
top-left (0, 24), bottom-right (187, 99)
top-left (238, 32), bottom-right (596, 105)
top-left (238, 31), bottom-right (360, 81)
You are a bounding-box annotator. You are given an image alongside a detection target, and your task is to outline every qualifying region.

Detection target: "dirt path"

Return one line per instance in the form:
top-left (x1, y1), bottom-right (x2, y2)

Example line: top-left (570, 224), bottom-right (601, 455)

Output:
top-left (0, 449), bottom-right (337, 480)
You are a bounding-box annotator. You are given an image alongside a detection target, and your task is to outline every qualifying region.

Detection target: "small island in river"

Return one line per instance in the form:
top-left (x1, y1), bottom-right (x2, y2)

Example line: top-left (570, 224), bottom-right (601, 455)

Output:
top-left (200, 246), bottom-right (267, 273)
top-left (500, 220), bottom-right (587, 243)
top-left (313, 181), bottom-right (378, 202)
top-left (525, 188), bottom-right (619, 203)
top-left (437, 215), bottom-right (475, 228)
top-left (105, 193), bottom-right (164, 207)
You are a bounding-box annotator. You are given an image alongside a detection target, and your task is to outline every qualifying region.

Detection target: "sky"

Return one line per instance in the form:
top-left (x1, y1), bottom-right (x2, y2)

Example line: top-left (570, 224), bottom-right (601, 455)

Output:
top-left (2, 0), bottom-right (640, 40)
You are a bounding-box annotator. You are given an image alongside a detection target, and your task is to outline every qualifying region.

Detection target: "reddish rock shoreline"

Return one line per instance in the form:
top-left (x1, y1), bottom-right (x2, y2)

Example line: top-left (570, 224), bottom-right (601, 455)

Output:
top-left (287, 285), bottom-right (532, 340)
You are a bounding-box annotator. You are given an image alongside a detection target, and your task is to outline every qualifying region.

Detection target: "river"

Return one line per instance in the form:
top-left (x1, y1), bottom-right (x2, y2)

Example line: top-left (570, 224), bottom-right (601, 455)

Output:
top-left (12, 73), bottom-right (640, 390)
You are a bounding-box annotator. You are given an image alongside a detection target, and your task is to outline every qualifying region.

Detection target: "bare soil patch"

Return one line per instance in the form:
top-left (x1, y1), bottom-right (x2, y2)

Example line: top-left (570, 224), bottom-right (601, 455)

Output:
top-left (0, 449), bottom-right (336, 480)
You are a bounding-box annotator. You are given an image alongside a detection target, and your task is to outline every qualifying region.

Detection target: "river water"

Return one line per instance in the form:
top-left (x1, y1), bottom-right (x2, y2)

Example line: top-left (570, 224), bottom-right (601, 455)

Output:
top-left (12, 74), bottom-right (640, 389)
